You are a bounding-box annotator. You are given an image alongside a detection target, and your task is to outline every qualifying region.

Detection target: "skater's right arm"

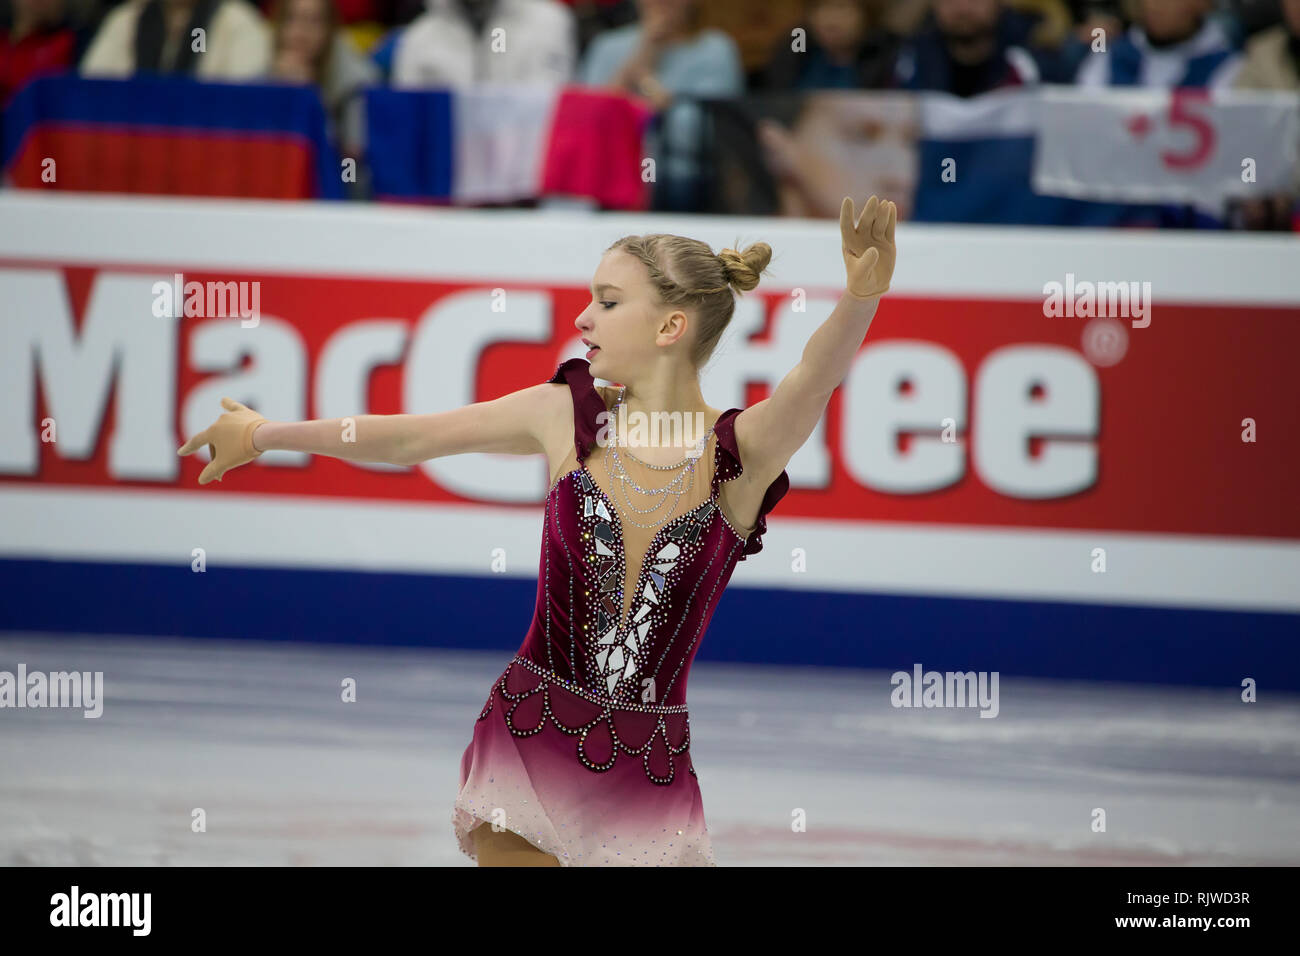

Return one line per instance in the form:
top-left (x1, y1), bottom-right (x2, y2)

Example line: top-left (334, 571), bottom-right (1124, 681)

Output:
top-left (337, 383), bottom-right (569, 467)
top-left (179, 385), bottom-right (567, 484)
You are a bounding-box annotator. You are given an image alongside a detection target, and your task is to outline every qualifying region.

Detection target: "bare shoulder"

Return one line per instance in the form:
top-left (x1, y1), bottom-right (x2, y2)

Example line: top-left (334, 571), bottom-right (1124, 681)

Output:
top-left (537, 380), bottom-right (578, 452)
top-left (499, 380), bottom-right (572, 438)
top-left (539, 381), bottom-right (618, 485)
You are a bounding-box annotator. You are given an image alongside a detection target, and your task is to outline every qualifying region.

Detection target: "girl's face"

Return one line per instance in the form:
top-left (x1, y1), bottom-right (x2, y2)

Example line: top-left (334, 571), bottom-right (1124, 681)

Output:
top-left (280, 0), bottom-right (332, 64)
top-left (1139, 0), bottom-right (1208, 43)
top-left (810, 0), bottom-right (865, 52)
top-left (574, 250), bottom-right (688, 381)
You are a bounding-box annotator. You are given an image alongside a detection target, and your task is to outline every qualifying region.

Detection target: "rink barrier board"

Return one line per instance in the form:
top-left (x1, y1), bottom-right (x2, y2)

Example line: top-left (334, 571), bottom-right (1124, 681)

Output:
top-left (1, 557), bottom-right (1297, 690)
top-left (0, 194), bottom-right (1296, 686)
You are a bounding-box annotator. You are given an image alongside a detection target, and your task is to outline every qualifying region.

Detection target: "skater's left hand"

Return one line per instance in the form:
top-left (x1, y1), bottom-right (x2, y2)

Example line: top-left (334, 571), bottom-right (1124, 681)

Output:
top-left (840, 195), bottom-right (897, 300)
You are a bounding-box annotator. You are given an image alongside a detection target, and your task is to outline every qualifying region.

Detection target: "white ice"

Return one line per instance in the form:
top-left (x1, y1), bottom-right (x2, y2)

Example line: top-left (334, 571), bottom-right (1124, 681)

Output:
top-left (1, 635), bottom-right (1297, 866)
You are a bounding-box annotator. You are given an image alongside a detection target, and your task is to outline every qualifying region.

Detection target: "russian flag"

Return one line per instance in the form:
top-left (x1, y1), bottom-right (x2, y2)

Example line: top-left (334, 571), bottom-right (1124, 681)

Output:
top-left (2, 75), bottom-right (343, 200)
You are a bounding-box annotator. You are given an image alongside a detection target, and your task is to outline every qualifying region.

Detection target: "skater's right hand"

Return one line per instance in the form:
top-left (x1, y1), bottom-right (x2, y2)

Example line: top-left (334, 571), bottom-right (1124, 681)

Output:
top-left (177, 397), bottom-right (269, 485)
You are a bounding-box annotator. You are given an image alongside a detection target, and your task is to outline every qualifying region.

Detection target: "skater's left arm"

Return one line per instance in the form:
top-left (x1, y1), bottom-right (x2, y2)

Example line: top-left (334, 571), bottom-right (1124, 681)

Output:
top-left (733, 196), bottom-right (897, 481)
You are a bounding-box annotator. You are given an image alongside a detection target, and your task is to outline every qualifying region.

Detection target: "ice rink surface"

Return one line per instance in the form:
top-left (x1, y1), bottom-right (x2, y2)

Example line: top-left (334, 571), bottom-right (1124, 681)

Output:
top-left (2, 634), bottom-right (1297, 866)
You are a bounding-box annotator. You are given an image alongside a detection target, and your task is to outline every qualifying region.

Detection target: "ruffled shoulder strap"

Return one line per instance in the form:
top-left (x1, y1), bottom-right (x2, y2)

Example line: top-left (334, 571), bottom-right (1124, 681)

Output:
top-left (546, 357), bottom-right (608, 464)
top-left (711, 407), bottom-right (792, 561)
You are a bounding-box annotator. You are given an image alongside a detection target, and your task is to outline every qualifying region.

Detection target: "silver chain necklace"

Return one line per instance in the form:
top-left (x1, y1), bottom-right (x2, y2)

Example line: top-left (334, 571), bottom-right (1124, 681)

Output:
top-left (602, 386), bottom-right (715, 530)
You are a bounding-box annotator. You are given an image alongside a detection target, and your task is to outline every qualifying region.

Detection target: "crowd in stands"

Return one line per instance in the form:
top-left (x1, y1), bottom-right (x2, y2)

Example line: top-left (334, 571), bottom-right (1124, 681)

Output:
top-left (2, 0), bottom-right (1298, 225)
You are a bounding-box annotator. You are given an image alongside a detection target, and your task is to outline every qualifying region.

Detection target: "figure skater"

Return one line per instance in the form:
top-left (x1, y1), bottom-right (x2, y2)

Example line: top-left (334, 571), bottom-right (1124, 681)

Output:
top-left (178, 195), bottom-right (897, 866)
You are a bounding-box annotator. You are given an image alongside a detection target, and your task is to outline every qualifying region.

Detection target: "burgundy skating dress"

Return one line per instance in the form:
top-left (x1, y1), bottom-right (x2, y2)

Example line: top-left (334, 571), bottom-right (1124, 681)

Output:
top-left (452, 357), bottom-right (790, 865)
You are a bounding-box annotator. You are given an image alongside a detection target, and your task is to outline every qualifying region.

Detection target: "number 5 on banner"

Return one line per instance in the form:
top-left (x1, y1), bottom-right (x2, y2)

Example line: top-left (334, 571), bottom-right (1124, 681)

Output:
top-left (1162, 90), bottom-right (1215, 171)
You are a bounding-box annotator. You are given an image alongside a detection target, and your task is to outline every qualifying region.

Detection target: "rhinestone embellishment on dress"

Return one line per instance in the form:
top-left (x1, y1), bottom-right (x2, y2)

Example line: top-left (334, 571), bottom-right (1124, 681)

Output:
top-left (477, 655), bottom-right (692, 785)
top-left (577, 467), bottom-right (719, 701)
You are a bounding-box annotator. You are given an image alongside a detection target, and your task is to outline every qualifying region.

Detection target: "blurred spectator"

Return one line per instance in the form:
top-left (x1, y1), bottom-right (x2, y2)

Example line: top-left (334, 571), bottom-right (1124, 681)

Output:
top-left (391, 0), bottom-right (575, 88)
top-left (1065, 0), bottom-right (1125, 54)
top-left (894, 0), bottom-right (1066, 96)
top-left (269, 0), bottom-right (377, 156)
top-left (553, 0), bottom-right (636, 56)
top-left (367, 20), bottom-right (398, 78)
top-left (1232, 0), bottom-right (1299, 229)
top-left (1235, 0), bottom-right (1300, 88)
top-left (883, 0), bottom-right (931, 36)
top-left (1, 0), bottom-right (76, 102)
top-left (1075, 0), bottom-right (1242, 88)
top-left (1009, 0), bottom-right (1074, 48)
top-left (80, 0), bottom-right (272, 77)
top-left (762, 0), bottom-right (898, 90)
top-left (1008, 0), bottom-right (1092, 78)
top-left (1223, 0), bottom-right (1284, 42)
top-left (1075, 0), bottom-right (1245, 227)
top-left (579, 0), bottom-right (742, 211)
top-left (695, 0), bottom-right (802, 85)
top-left (579, 0), bottom-right (741, 105)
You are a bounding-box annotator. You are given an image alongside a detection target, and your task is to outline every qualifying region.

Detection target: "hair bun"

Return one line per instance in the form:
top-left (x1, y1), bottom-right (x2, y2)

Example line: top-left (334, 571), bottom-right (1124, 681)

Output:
top-left (717, 242), bottom-right (772, 294)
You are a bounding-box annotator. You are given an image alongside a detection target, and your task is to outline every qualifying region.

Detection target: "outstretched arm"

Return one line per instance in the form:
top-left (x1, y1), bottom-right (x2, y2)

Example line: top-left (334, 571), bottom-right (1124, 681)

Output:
top-left (732, 195), bottom-right (897, 484)
top-left (178, 383), bottom-right (567, 485)
top-left (256, 383), bottom-right (565, 466)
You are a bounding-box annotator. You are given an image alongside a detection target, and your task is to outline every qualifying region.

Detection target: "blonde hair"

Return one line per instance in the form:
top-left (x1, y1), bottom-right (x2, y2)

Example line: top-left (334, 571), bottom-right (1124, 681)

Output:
top-left (605, 234), bottom-right (773, 367)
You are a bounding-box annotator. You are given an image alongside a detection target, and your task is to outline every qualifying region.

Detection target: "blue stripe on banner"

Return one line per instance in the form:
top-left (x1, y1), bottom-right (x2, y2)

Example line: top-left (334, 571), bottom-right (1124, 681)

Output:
top-left (364, 88), bottom-right (454, 199)
top-left (1, 75), bottom-right (343, 199)
top-left (913, 137), bottom-right (1155, 226)
top-left (2, 559), bottom-right (1296, 690)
